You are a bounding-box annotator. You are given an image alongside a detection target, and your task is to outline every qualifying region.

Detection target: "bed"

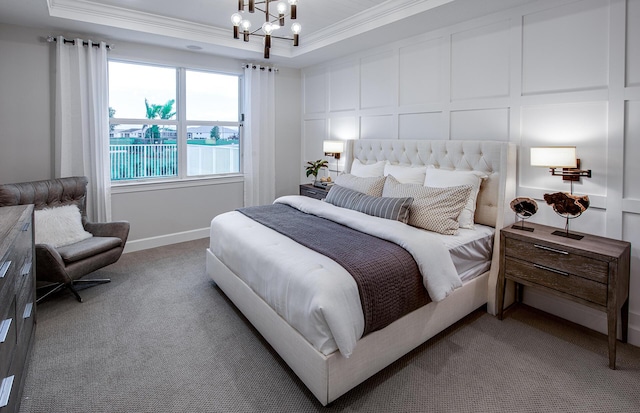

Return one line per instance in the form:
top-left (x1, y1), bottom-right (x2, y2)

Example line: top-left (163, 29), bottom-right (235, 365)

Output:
top-left (206, 139), bottom-right (516, 405)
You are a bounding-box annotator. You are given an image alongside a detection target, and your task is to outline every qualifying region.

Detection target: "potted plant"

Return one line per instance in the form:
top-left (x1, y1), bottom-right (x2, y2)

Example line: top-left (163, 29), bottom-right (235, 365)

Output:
top-left (305, 159), bottom-right (329, 185)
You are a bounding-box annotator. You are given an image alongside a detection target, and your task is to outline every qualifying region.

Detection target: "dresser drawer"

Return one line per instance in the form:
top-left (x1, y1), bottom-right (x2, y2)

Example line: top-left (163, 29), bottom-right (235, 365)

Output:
top-left (0, 299), bottom-right (17, 379)
top-left (505, 238), bottom-right (608, 284)
top-left (505, 257), bottom-right (607, 306)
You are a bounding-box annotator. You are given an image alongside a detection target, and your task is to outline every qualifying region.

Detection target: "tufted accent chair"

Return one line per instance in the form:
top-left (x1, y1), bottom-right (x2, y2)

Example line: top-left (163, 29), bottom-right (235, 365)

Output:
top-left (0, 176), bottom-right (130, 303)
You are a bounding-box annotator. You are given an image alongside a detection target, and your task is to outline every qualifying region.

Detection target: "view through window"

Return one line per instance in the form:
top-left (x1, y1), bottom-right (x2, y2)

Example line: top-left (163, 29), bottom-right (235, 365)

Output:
top-left (108, 61), bottom-right (241, 181)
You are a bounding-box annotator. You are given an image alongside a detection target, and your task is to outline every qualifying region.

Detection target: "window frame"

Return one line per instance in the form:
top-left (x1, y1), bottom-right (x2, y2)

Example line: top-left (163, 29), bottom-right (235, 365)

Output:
top-left (108, 59), bottom-right (243, 186)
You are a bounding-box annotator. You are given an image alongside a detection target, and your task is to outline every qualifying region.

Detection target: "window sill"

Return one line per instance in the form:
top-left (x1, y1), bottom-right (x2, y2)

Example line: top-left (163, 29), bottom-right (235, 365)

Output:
top-left (111, 174), bottom-right (244, 194)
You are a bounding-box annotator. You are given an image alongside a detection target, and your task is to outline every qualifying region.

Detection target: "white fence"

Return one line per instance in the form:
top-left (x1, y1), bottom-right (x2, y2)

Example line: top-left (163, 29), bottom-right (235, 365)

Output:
top-left (110, 144), bottom-right (239, 180)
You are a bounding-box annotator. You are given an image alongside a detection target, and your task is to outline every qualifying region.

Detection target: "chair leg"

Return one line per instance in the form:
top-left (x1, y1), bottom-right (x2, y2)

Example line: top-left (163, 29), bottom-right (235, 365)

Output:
top-left (66, 284), bottom-right (84, 303)
top-left (37, 278), bottom-right (111, 304)
top-left (36, 283), bottom-right (66, 304)
top-left (70, 278), bottom-right (111, 303)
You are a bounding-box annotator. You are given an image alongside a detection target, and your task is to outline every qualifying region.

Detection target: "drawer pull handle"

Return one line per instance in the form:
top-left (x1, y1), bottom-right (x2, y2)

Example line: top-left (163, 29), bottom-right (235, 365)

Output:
top-left (0, 261), bottom-right (11, 279)
top-left (21, 222), bottom-right (30, 231)
top-left (0, 318), bottom-right (12, 343)
top-left (534, 244), bottom-right (568, 255)
top-left (20, 262), bottom-right (32, 277)
top-left (307, 191), bottom-right (318, 195)
top-left (23, 303), bottom-right (33, 319)
top-left (534, 263), bottom-right (569, 276)
top-left (0, 375), bottom-right (14, 408)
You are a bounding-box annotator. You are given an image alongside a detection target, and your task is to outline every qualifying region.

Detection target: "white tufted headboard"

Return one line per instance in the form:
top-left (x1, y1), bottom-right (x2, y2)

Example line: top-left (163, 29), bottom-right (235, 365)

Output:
top-left (344, 139), bottom-right (517, 229)
top-left (343, 139), bottom-right (517, 315)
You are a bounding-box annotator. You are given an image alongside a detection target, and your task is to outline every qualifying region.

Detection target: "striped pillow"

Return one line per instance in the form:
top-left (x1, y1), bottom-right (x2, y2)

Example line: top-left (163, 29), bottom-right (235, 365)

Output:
top-left (324, 185), bottom-right (364, 209)
top-left (354, 193), bottom-right (413, 223)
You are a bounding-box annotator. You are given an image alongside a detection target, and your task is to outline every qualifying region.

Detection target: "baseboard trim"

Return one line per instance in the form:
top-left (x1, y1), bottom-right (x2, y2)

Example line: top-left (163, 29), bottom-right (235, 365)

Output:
top-left (523, 288), bottom-right (640, 348)
top-left (123, 228), bottom-right (209, 253)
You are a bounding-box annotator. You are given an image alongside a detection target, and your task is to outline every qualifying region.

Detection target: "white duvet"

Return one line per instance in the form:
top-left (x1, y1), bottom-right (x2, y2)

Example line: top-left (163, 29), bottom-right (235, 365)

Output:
top-left (209, 195), bottom-right (462, 357)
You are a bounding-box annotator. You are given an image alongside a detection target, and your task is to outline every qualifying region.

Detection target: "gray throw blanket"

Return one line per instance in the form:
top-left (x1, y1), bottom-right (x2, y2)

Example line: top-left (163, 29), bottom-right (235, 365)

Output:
top-left (237, 203), bottom-right (430, 335)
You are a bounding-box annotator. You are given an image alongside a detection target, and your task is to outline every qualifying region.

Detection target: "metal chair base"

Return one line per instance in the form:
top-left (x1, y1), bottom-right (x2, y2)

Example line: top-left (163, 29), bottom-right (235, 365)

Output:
top-left (36, 278), bottom-right (111, 304)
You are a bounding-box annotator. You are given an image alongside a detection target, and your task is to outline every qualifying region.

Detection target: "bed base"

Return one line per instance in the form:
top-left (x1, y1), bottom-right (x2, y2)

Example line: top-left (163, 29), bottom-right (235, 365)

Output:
top-left (206, 248), bottom-right (489, 406)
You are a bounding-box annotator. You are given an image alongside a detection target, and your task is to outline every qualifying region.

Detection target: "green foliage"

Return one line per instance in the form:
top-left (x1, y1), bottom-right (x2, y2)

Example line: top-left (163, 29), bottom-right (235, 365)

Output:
top-left (108, 107), bottom-right (117, 132)
top-left (210, 126), bottom-right (221, 141)
top-left (305, 159), bottom-right (328, 178)
top-left (143, 98), bottom-right (176, 142)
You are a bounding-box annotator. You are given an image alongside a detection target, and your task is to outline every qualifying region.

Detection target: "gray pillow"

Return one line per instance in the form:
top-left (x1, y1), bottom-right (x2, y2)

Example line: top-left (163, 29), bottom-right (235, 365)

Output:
top-left (325, 185), bottom-right (364, 209)
top-left (326, 185), bottom-right (413, 223)
top-left (354, 193), bottom-right (413, 224)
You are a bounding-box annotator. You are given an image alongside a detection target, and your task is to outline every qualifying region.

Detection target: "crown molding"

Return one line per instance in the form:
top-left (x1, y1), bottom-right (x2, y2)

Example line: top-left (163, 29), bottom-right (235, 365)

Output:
top-left (47, 0), bottom-right (458, 59)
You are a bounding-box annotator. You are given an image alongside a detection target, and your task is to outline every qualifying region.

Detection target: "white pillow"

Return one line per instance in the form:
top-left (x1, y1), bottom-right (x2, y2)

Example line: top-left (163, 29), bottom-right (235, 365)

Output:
top-left (384, 163), bottom-right (427, 184)
top-left (350, 159), bottom-right (386, 178)
top-left (424, 166), bottom-right (487, 229)
top-left (34, 205), bottom-right (93, 248)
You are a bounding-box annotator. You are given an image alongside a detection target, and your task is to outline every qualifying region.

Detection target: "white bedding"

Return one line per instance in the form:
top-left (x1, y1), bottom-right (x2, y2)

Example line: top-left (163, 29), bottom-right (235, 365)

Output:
top-left (445, 225), bottom-right (494, 281)
top-left (209, 195), bottom-right (493, 358)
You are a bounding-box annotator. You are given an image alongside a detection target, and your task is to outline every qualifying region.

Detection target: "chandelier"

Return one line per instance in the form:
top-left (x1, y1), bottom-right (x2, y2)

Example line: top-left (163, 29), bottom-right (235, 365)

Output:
top-left (231, 0), bottom-right (301, 58)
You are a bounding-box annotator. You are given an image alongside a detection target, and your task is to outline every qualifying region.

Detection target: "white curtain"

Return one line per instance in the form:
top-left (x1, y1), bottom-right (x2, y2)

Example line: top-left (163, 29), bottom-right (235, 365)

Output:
top-left (243, 64), bottom-right (276, 207)
top-left (54, 37), bottom-right (111, 222)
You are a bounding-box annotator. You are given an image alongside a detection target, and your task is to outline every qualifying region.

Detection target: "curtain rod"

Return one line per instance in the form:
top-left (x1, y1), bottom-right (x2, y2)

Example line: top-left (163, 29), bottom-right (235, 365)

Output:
top-left (46, 35), bottom-right (113, 50)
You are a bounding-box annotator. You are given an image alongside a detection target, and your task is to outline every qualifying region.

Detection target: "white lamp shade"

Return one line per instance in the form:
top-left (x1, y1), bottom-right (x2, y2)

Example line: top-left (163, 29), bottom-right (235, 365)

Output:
top-left (530, 146), bottom-right (577, 168)
top-left (323, 140), bottom-right (344, 154)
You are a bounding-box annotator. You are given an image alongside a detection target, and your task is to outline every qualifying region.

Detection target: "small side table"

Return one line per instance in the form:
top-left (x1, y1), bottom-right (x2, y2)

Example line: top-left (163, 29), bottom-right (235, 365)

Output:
top-left (299, 184), bottom-right (330, 200)
top-left (496, 221), bottom-right (631, 369)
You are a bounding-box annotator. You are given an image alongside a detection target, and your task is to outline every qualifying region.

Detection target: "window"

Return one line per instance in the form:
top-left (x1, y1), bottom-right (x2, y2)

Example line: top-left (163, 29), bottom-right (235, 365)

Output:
top-left (108, 61), bottom-right (241, 182)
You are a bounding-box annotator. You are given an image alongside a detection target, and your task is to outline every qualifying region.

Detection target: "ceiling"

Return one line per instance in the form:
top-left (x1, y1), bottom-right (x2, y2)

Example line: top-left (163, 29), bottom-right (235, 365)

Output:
top-left (0, 0), bottom-right (539, 68)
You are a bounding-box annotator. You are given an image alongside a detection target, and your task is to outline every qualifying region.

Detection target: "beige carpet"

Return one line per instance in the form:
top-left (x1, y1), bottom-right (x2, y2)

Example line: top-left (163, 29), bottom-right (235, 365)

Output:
top-left (19, 238), bottom-right (640, 412)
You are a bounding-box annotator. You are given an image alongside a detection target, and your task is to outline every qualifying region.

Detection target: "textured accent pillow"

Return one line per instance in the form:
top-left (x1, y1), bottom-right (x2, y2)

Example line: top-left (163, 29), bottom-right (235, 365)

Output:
top-left (354, 193), bottom-right (413, 223)
top-left (382, 175), bottom-right (472, 235)
top-left (424, 166), bottom-right (487, 229)
top-left (34, 205), bottom-right (93, 248)
top-left (325, 185), bottom-right (364, 209)
top-left (334, 173), bottom-right (386, 197)
top-left (383, 163), bottom-right (427, 184)
top-left (350, 159), bottom-right (386, 177)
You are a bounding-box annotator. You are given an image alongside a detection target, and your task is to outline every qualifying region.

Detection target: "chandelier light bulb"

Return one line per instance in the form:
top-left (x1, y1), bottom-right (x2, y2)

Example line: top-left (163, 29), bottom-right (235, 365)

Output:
top-left (231, 13), bottom-right (242, 26)
top-left (277, 2), bottom-right (287, 14)
top-left (240, 19), bottom-right (252, 31)
top-left (291, 22), bottom-right (301, 34)
top-left (288, 0), bottom-right (297, 5)
top-left (262, 22), bottom-right (274, 34)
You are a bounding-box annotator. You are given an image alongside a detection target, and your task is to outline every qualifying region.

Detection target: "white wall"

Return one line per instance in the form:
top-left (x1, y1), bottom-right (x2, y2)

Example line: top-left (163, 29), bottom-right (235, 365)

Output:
top-left (301, 0), bottom-right (640, 347)
top-left (0, 24), bottom-right (53, 182)
top-left (0, 23), bottom-right (302, 252)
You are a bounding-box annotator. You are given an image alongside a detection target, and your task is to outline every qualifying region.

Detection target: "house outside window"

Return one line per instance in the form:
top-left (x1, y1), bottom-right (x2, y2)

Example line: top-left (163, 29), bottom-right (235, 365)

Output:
top-left (108, 61), bottom-right (241, 182)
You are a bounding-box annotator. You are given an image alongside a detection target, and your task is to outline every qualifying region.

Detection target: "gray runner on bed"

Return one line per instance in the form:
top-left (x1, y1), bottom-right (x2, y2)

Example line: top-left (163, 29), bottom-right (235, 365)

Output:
top-left (237, 203), bottom-right (430, 335)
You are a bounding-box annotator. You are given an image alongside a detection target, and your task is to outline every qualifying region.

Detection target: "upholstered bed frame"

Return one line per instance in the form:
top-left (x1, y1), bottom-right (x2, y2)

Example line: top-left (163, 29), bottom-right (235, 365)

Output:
top-left (206, 139), bottom-right (516, 405)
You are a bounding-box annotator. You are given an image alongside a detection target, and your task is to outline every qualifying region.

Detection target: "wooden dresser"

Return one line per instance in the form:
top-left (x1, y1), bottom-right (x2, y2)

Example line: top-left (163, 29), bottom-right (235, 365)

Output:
top-left (0, 205), bottom-right (36, 413)
top-left (496, 221), bottom-right (630, 369)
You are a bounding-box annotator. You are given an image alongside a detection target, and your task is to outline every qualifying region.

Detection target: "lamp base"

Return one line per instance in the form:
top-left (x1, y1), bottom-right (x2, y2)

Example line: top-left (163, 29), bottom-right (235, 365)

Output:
top-left (551, 230), bottom-right (584, 240)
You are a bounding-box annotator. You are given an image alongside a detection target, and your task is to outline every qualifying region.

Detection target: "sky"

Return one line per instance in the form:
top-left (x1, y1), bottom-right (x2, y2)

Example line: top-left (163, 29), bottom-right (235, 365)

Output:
top-left (108, 61), bottom-right (240, 123)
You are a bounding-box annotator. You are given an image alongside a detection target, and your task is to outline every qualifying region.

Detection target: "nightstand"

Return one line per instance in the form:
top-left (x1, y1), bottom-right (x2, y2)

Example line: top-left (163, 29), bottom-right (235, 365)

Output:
top-left (299, 184), bottom-right (330, 200)
top-left (496, 222), bottom-right (631, 369)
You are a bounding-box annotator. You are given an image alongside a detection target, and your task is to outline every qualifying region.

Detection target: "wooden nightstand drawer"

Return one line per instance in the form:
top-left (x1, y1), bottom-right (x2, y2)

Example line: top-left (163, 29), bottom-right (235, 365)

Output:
top-left (299, 184), bottom-right (329, 200)
top-left (505, 238), bottom-right (608, 284)
top-left (504, 257), bottom-right (607, 306)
